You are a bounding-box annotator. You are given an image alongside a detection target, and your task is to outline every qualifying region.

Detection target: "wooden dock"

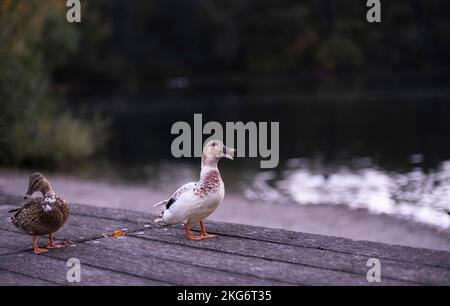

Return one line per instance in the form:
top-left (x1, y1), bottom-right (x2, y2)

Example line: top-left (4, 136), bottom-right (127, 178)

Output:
top-left (1, 192), bottom-right (449, 285)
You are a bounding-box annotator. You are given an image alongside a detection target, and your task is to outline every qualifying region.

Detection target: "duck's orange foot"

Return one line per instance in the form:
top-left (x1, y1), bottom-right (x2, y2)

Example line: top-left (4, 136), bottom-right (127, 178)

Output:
top-left (33, 247), bottom-right (49, 255)
top-left (200, 233), bottom-right (217, 239)
top-left (187, 235), bottom-right (203, 241)
top-left (47, 233), bottom-right (65, 249)
top-left (32, 236), bottom-right (48, 254)
top-left (47, 243), bottom-right (64, 249)
top-left (184, 223), bottom-right (203, 241)
top-left (199, 221), bottom-right (216, 239)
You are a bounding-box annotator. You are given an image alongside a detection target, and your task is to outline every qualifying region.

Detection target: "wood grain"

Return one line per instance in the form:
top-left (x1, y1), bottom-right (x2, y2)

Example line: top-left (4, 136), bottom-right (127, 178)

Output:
top-left (1, 192), bottom-right (449, 285)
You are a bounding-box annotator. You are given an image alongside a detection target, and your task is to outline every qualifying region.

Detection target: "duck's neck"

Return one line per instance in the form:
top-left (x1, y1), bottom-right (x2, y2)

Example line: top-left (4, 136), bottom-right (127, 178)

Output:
top-left (41, 185), bottom-right (55, 197)
top-left (200, 155), bottom-right (220, 180)
top-left (198, 162), bottom-right (222, 195)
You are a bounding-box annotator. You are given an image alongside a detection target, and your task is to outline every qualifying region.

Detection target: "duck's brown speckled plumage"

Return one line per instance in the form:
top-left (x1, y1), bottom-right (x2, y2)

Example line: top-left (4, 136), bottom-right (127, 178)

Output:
top-left (11, 195), bottom-right (70, 236)
top-left (9, 172), bottom-right (70, 239)
top-left (194, 169), bottom-right (222, 198)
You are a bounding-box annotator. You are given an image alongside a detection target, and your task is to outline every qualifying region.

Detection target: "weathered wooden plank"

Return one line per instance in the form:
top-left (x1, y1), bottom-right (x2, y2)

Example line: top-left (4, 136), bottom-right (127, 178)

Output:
top-left (0, 225), bottom-right (166, 286)
top-left (2, 210), bottom-right (386, 285)
top-left (38, 200), bottom-right (450, 270)
top-left (0, 252), bottom-right (161, 285)
top-left (0, 229), bottom-right (287, 285)
top-left (0, 227), bottom-right (168, 286)
top-left (200, 221), bottom-right (450, 269)
top-left (60, 204), bottom-right (450, 271)
top-left (0, 213), bottom-right (439, 286)
top-left (3, 203), bottom-right (450, 285)
top-left (0, 269), bottom-right (57, 286)
top-left (0, 246), bottom-right (18, 255)
top-left (2, 193), bottom-right (450, 286)
top-left (46, 240), bottom-right (288, 286)
top-left (97, 234), bottom-right (415, 286)
top-left (0, 214), bottom-right (397, 286)
top-left (0, 233), bottom-right (25, 253)
top-left (127, 226), bottom-right (450, 285)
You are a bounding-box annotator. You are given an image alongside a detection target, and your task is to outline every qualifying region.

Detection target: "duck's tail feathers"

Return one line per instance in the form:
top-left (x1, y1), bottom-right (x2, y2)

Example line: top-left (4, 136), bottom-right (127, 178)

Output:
top-left (154, 217), bottom-right (163, 223)
top-left (153, 199), bottom-right (168, 207)
top-left (8, 208), bottom-right (20, 213)
top-left (154, 216), bottom-right (168, 226)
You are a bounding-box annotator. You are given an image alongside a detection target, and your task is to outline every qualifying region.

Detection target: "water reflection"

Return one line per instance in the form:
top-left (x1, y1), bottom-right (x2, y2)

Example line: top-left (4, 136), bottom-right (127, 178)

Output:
top-left (246, 158), bottom-right (450, 229)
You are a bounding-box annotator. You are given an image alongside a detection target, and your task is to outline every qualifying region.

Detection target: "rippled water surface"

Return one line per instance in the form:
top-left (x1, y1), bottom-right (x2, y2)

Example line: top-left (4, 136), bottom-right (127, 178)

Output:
top-left (245, 158), bottom-right (450, 228)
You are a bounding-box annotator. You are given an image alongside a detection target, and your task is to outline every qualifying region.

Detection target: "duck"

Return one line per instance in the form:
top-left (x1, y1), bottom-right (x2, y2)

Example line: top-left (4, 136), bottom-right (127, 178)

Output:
top-left (9, 173), bottom-right (70, 254)
top-left (154, 140), bottom-right (235, 240)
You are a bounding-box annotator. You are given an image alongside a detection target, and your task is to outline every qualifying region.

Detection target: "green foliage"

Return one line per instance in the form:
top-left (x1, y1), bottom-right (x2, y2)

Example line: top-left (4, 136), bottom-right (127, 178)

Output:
top-left (0, 0), bottom-right (107, 168)
top-left (0, 0), bottom-right (448, 168)
top-left (58, 0), bottom-right (450, 95)
top-left (316, 35), bottom-right (364, 70)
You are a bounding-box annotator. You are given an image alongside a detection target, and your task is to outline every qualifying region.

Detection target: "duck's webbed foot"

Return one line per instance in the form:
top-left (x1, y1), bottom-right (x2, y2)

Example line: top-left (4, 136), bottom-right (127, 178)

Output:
top-left (200, 233), bottom-right (217, 239)
top-left (47, 244), bottom-right (64, 249)
top-left (188, 235), bottom-right (203, 241)
top-left (34, 247), bottom-right (49, 254)
top-left (199, 221), bottom-right (217, 239)
top-left (184, 224), bottom-right (202, 240)
top-left (46, 233), bottom-right (64, 249)
top-left (32, 236), bottom-right (49, 254)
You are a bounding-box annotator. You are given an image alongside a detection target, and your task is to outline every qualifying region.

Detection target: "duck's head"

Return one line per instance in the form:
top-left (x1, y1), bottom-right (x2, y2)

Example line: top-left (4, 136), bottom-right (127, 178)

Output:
top-left (24, 173), bottom-right (54, 199)
top-left (202, 140), bottom-right (236, 166)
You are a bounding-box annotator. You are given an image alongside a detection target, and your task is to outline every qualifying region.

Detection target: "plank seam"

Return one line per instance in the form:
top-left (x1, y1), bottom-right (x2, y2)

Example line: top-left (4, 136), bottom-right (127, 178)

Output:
top-left (129, 234), bottom-right (425, 285)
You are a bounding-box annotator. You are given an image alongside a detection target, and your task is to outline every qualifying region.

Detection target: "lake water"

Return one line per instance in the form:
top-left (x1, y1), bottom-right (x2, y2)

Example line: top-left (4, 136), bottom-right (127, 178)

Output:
top-left (246, 158), bottom-right (450, 228)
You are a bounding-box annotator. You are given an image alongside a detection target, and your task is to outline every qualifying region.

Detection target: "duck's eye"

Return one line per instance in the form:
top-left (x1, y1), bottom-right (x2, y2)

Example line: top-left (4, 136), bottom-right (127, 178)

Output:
top-left (211, 142), bottom-right (216, 147)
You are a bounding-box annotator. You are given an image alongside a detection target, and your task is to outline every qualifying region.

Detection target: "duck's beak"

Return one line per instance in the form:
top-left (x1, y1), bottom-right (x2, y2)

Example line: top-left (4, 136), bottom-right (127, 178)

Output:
top-left (223, 146), bottom-right (236, 160)
top-left (24, 187), bottom-right (33, 199)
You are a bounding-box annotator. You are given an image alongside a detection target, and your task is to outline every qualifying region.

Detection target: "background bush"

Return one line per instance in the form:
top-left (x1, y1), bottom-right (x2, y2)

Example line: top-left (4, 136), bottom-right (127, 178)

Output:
top-left (0, 0), bottom-right (107, 168)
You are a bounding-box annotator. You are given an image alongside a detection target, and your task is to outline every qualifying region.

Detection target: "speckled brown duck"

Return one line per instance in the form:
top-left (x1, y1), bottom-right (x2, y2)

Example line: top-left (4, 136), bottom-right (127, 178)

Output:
top-left (9, 173), bottom-right (70, 254)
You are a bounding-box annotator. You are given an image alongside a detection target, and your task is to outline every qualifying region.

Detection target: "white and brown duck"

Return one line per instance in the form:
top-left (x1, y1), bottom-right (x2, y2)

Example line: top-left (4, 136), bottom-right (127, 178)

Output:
top-left (154, 140), bottom-right (235, 240)
top-left (9, 173), bottom-right (70, 254)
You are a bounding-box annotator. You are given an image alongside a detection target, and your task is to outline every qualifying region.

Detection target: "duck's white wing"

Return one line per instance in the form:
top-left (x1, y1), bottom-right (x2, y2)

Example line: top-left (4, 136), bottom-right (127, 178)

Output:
top-left (165, 187), bottom-right (206, 224)
top-left (171, 182), bottom-right (197, 201)
top-left (154, 182), bottom-right (205, 225)
top-left (153, 182), bottom-right (196, 208)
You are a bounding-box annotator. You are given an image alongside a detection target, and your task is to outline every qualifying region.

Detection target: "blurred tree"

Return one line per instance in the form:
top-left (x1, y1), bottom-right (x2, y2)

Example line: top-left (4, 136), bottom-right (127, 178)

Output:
top-left (316, 35), bottom-right (363, 70)
top-left (1, 0), bottom-right (449, 168)
top-left (0, 0), bottom-right (107, 167)
top-left (56, 0), bottom-right (450, 96)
